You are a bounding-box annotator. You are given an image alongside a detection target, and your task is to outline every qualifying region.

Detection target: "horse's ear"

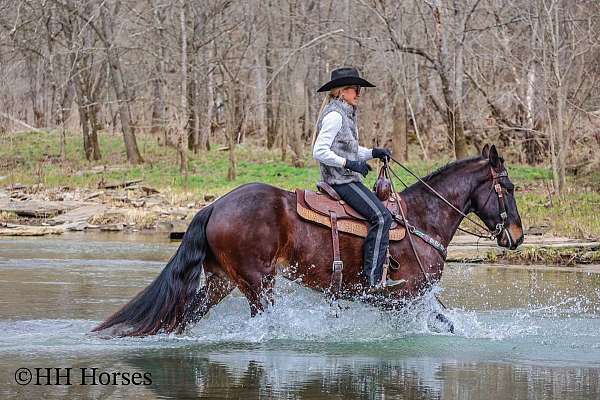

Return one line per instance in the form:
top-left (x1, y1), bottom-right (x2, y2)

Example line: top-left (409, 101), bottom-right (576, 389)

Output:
top-left (481, 144), bottom-right (490, 158)
top-left (489, 144), bottom-right (500, 168)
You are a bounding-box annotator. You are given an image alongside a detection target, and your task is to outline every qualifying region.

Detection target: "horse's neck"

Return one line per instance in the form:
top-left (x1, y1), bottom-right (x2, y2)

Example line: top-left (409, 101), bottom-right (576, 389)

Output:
top-left (401, 163), bottom-right (484, 248)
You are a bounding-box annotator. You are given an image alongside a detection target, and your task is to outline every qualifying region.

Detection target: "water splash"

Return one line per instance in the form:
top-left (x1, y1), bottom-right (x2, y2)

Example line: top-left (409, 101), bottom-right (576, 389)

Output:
top-left (1, 275), bottom-right (599, 359)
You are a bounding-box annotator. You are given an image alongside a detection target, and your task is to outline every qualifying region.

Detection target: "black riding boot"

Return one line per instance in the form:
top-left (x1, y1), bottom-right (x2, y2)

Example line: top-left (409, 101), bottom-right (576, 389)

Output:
top-left (332, 181), bottom-right (394, 286)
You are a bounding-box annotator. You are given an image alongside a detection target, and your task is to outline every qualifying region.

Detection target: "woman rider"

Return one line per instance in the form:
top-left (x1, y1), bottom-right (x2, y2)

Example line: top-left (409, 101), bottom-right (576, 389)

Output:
top-left (312, 67), bottom-right (403, 290)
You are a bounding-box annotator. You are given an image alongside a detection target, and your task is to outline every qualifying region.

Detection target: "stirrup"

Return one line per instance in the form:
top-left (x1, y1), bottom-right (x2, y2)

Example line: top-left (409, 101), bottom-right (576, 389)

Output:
top-left (378, 250), bottom-right (404, 288)
top-left (366, 279), bottom-right (407, 294)
top-left (384, 278), bottom-right (406, 288)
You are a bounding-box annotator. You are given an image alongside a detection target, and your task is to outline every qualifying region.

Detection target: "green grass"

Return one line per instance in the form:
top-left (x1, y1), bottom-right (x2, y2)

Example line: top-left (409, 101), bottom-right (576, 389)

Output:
top-left (517, 190), bottom-right (600, 239)
top-left (0, 131), bottom-right (439, 196)
top-left (1, 131), bottom-right (598, 239)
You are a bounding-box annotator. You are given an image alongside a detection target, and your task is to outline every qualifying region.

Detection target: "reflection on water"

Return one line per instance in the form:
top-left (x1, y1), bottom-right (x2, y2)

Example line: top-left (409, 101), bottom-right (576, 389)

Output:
top-left (3, 346), bottom-right (599, 400)
top-left (1, 235), bottom-right (599, 399)
top-left (128, 348), bottom-right (600, 400)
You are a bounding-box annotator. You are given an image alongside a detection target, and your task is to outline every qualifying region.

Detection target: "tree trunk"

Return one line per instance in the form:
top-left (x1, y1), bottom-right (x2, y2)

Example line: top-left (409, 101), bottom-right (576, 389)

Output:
top-left (431, 1), bottom-right (468, 159)
top-left (226, 85), bottom-right (240, 181)
top-left (57, 81), bottom-right (75, 161)
top-left (151, 2), bottom-right (167, 145)
top-left (100, 3), bottom-right (143, 164)
top-left (88, 103), bottom-right (102, 161)
top-left (72, 58), bottom-right (100, 161)
top-left (187, 75), bottom-right (198, 152)
top-left (179, 0), bottom-right (189, 183)
top-left (26, 59), bottom-right (45, 128)
top-left (80, 108), bottom-right (93, 161)
top-left (265, 0), bottom-right (276, 149)
top-left (255, 46), bottom-right (267, 140)
top-left (452, 15), bottom-right (467, 159)
top-left (227, 126), bottom-right (237, 181)
top-left (524, 56), bottom-right (543, 164)
top-left (392, 93), bottom-right (408, 162)
top-left (202, 59), bottom-right (215, 152)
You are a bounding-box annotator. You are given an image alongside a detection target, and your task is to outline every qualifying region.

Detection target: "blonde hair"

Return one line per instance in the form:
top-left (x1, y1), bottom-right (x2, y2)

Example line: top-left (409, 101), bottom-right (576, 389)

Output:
top-left (312, 87), bottom-right (346, 146)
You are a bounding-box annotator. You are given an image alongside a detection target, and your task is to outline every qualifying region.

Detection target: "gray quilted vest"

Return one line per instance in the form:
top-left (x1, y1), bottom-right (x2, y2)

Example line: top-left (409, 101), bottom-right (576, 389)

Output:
top-left (315, 98), bottom-right (362, 185)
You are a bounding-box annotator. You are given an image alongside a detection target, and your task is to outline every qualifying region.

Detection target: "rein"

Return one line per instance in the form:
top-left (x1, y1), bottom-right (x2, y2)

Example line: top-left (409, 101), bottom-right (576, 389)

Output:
top-left (382, 156), bottom-right (513, 293)
top-left (382, 156), bottom-right (512, 309)
top-left (386, 160), bottom-right (447, 309)
top-left (387, 156), bottom-right (510, 242)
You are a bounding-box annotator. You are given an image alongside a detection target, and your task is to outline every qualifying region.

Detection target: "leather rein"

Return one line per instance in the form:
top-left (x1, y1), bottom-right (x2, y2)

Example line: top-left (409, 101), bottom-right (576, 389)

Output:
top-left (384, 157), bottom-right (514, 310)
top-left (386, 157), bottom-right (514, 254)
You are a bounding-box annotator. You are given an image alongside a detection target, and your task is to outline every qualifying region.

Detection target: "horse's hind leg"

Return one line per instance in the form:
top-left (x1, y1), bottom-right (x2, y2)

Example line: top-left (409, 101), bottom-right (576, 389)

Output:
top-left (179, 273), bottom-right (234, 333)
top-left (234, 273), bottom-right (276, 317)
top-left (224, 262), bottom-right (277, 317)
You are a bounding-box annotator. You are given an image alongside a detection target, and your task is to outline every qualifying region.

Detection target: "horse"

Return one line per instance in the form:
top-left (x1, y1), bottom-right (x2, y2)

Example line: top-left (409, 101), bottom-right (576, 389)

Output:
top-left (92, 144), bottom-right (524, 337)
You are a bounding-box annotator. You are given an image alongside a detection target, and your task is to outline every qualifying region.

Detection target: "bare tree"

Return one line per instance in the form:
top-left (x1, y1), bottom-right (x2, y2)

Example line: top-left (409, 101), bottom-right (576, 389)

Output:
top-left (99, 1), bottom-right (143, 164)
top-left (178, 0), bottom-right (189, 182)
top-left (1, 0), bottom-right (598, 184)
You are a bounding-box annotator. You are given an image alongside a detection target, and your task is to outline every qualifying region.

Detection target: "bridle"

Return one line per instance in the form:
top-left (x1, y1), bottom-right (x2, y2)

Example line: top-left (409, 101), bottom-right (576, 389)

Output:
top-left (384, 157), bottom-right (515, 309)
top-left (474, 168), bottom-right (513, 247)
top-left (454, 167), bottom-right (513, 248)
top-left (387, 157), bottom-right (514, 244)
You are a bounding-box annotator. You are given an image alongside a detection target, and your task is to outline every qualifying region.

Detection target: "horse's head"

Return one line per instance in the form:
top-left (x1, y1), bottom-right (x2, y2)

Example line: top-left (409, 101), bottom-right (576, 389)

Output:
top-left (470, 144), bottom-right (524, 250)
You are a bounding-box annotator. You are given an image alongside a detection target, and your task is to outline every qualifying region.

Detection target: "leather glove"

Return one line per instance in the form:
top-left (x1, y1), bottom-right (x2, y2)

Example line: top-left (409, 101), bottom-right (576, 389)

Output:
top-left (372, 147), bottom-right (392, 161)
top-left (345, 160), bottom-right (372, 177)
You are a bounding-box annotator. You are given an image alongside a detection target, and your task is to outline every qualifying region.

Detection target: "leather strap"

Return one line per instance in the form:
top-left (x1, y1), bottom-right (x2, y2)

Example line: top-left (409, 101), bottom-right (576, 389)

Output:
top-left (491, 170), bottom-right (508, 219)
top-left (317, 181), bottom-right (341, 201)
top-left (494, 183), bottom-right (507, 221)
top-left (329, 211), bottom-right (343, 295)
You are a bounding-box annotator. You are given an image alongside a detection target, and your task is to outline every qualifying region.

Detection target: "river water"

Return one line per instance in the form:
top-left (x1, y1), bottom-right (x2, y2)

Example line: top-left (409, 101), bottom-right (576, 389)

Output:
top-left (1, 233), bottom-right (599, 399)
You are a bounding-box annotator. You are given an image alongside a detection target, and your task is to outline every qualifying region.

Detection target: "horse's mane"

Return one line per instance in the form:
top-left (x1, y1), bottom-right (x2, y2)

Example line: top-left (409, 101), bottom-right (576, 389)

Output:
top-left (421, 156), bottom-right (485, 182)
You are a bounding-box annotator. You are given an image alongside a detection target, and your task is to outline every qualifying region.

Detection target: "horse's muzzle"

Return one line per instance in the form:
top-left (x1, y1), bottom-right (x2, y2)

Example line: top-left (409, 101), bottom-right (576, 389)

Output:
top-left (498, 224), bottom-right (524, 250)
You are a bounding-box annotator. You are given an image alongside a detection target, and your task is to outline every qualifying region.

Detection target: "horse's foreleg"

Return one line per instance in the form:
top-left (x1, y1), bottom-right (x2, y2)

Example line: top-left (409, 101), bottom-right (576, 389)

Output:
top-left (178, 273), bottom-right (234, 333)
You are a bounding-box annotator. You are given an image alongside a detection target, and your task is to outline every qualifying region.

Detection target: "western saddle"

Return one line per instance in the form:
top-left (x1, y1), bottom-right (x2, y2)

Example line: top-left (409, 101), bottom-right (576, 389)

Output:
top-left (296, 181), bottom-right (406, 294)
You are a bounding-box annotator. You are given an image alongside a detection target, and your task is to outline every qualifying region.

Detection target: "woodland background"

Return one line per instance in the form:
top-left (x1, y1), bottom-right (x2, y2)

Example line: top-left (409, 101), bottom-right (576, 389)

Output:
top-left (1, 0), bottom-right (599, 195)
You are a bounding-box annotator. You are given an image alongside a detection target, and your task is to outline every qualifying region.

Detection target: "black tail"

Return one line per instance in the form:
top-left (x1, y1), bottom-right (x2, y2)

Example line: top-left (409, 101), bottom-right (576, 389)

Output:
top-left (92, 205), bottom-right (213, 336)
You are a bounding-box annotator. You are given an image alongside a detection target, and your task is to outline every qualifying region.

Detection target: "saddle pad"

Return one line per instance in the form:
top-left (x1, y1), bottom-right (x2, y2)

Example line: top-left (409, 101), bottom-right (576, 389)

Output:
top-left (297, 202), bottom-right (406, 241)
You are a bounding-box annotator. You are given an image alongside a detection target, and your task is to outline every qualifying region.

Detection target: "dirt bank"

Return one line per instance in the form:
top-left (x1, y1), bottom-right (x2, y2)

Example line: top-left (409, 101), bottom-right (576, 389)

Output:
top-left (0, 182), bottom-right (211, 236)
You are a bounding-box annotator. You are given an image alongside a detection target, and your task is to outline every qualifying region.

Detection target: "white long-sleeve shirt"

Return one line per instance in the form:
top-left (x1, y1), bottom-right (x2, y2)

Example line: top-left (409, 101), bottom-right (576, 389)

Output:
top-left (312, 111), bottom-right (373, 167)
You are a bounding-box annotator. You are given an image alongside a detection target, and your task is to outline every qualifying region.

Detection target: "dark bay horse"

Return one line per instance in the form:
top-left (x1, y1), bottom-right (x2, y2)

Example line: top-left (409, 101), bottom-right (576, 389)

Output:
top-left (93, 144), bottom-right (524, 336)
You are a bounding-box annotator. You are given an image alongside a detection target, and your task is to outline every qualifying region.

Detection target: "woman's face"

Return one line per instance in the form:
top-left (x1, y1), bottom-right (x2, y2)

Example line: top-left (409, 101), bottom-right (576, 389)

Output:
top-left (340, 86), bottom-right (361, 107)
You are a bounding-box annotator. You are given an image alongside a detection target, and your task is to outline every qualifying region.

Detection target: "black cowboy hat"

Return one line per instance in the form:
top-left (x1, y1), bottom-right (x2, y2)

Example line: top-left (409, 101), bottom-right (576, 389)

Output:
top-left (317, 67), bottom-right (376, 92)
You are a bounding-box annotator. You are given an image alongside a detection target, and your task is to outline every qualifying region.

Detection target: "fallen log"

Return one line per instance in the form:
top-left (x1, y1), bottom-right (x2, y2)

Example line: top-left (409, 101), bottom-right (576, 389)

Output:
top-left (84, 191), bottom-right (104, 201)
top-left (51, 204), bottom-right (108, 224)
top-left (99, 179), bottom-right (143, 190)
top-left (0, 223), bottom-right (64, 236)
top-left (5, 184), bottom-right (27, 191)
top-left (0, 200), bottom-right (81, 218)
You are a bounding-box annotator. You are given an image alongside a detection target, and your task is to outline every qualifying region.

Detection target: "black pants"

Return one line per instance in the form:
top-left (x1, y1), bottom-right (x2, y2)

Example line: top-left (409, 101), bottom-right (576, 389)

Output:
top-left (332, 181), bottom-right (393, 286)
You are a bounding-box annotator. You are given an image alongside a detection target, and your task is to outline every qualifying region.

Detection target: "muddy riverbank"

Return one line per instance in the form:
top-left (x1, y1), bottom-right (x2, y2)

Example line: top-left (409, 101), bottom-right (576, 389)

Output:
top-left (0, 183), bottom-right (210, 236)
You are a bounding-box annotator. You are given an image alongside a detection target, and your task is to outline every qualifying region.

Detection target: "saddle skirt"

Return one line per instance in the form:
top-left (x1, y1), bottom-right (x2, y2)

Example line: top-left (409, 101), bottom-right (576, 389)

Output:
top-left (295, 184), bottom-right (406, 241)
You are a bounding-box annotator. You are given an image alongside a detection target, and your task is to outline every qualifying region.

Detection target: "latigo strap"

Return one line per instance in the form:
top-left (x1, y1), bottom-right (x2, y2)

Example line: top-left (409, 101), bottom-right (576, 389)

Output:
top-left (329, 211), bottom-right (343, 295)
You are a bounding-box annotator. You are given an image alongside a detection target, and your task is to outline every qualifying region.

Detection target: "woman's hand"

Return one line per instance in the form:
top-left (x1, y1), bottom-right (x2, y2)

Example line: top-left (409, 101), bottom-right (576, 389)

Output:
top-left (372, 148), bottom-right (392, 161)
top-left (345, 160), bottom-right (372, 177)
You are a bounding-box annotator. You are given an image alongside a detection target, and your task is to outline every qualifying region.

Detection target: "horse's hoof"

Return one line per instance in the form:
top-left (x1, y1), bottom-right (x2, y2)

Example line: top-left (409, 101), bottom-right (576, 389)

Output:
top-left (427, 312), bottom-right (455, 334)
